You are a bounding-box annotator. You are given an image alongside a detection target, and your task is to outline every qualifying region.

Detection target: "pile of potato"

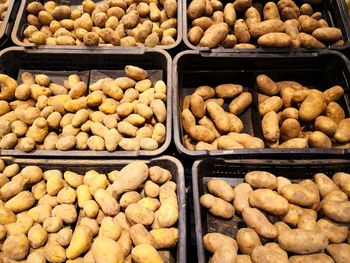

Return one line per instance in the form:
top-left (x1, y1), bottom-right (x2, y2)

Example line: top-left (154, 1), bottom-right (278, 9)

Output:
top-left (187, 0), bottom-right (343, 49)
top-left (257, 74), bottom-right (350, 149)
top-left (0, 0), bottom-right (9, 23)
top-left (24, 0), bottom-right (177, 47)
top-left (0, 65), bottom-right (167, 152)
top-left (181, 84), bottom-right (264, 151)
top-left (200, 170), bottom-right (350, 262)
top-left (0, 160), bottom-right (179, 262)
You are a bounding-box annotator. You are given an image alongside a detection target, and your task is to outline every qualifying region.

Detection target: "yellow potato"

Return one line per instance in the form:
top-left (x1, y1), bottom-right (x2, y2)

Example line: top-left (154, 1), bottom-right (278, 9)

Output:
top-left (207, 179), bottom-right (234, 202)
top-left (326, 243), bottom-right (350, 263)
top-left (200, 193), bottom-right (235, 219)
top-left (242, 208), bottom-right (278, 238)
top-left (236, 228), bottom-right (261, 255)
top-left (251, 244), bottom-right (288, 263)
top-left (233, 183), bottom-right (253, 213)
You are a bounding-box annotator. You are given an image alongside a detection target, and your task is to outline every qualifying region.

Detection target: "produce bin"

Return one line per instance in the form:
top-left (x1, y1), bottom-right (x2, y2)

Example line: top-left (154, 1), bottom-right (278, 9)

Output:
top-left (183, 0), bottom-right (350, 52)
top-left (0, 0), bottom-right (18, 47)
top-left (12, 0), bottom-right (182, 50)
top-left (0, 155), bottom-right (187, 262)
top-left (192, 158), bottom-right (350, 262)
top-left (0, 46), bottom-right (172, 157)
top-left (173, 50), bottom-right (350, 158)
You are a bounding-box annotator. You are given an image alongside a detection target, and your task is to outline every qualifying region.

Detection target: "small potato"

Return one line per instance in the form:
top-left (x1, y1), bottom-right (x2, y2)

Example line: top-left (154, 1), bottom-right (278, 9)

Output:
top-left (28, 224), bottom-right (48, 248)
top-left (308, 131), bottom-right (332, 148)
top-left (215, 84), bottom-right (243, 99)
top-left (263, 2), bottom-right (280, 20)
top-left (334, 118), bottom-right (350, 143)
top-left (279, 229), bottom-right (328, 254)
top-left (57, 228), bottom-right (73, 247)
top-left (151, 228), bottom-right (179, 249)
top-left (323, 85), bottom-right (344, 103)
top-left (322, 200), bottom-right (350, 223)
top-left (314, 116), bottom-right (337, 136)
top-left (249, 189), bottom-right (289, 215)
top-left (200, 193), bottom-right (235, 219)
top-left (236, 228), bottom-right (261, 255)
top-left (120, 191), bottom-right (141, 208)
top-left (43, 216), bottom-right (63, 233)
top-left (326, 102), bottom-right (345, 124)
top-left (280, 118), bottom-right (300, 141)
top-left (3, 234), bottom-right (30, 260)
top-left (52, 204), bottom-right (77, 224)
top-left (203, 233), bottom-right (238, 253)
top-left (190, 93), bottom-right (205, 118)
top-left (259, 96), bottom-right (283, 116)
top-left (229, 92), bottom-right (252, 115)
top-left (207, 179), bottom-right (234, 202)
top-left (125, 66), bottom-right (148, 81)
top-left (242, 208), bottom-right (278, 239)
top-left (125, 203), bottom-right (154, 225)
top-left (262, 111), bottom-right (280, 143)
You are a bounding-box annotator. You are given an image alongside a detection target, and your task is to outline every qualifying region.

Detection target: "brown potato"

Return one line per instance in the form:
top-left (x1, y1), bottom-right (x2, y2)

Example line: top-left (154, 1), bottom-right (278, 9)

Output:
top-left (188, 26), bottom-right (204, 45)
top-left (234, 19), bottom-right (250, 43)
top-left (188, 125), bottom-right (216, 143)
top-left (299, 91), bottom-right (325, 122)
top-left (326, 102), bottom-right (345, 124)
top-left (307, 131), bottom-right (332, 148)
top-left (263, 2), bottom-right (280, 20)
top-left (242, 207), bottom-right (278, 238)
top-left (256, 74), bottom-right (279, 96)
top-left (312, 27), bottom-right (342, 43)
top-left (317, 218), bottom-right (348, 244)
top-left (262, 111), bottom-right (280, 143)
top-left (249, 19), bottom-right (284, 38)
top-left (299, 32), bottom-right (326, 48)
top-left (236, 228), bottom-right (262, 255)
top-left (278, 229), bottom-right (328, 254)
top-left (199, 23), bottom-right (229, 48)
top-left (314, 116), bottom-right (337, 136)
top-left (280, 118), bottom-right (300, 141)
top-left (326, 243), bottom-right (350, 263)
top-left (314, 173), bottom-right (339, 198)
top-left (233, 183), bottom-right (253, 213)
top-left (207, 179), bottom-right (234, 202)
top-left (200, 193), bottom-right (235, 218)
top-left (224, 3), bottom-right (236, 26)
top-left (334, 118), bottom-right (350, 143)
top-left (249, 189), bottom-right (289, 215)
top-left (251, 244), bottom-right (288, 263)
top-left (187, 0), bottom-right (206, 20)
top-left (190, 93), bottom-right (205, 118)
top-left (258, 33), bottom-right (291, 48)
top-left (203, 233), bottom-right (238, 254)
top-left (333, 172), bottom-right (350, 197)
top-left (323, 85), bottom-right (344, 103)
top-left (322, 200), bottom-right (350, 223)
top-left (289, 254), bottom-right (334, 263)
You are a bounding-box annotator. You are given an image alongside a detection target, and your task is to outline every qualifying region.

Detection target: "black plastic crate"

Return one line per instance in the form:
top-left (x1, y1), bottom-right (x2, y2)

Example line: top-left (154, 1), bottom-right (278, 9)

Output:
top-left (0, 155), bottom-right (186, 262)
top-left (182, 0), bottom-right (350, 52)
top-left (0, 46), bottom-right (172, 157)
top-left (173, 50), bottom-right (350, 158)
top-left (0, 0), bottom-right (18, 47)
top-left (12, 0), bottom-right (182, 50)
top-left (192, 158), bottom-right (350, 263)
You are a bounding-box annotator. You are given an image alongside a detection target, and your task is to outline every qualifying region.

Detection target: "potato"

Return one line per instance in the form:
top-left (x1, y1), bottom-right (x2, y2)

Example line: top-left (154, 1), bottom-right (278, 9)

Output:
top-left (242, 208), bottom-right (278, 238)
top-left (233, 183), bottom-right (253, 213)
top-left (52, 204), bottom-right (77, 224)
top-left (251, 245), bottom-right (288, 263)
top-left (323, 85), bottom-right (344, 103)
top-left (263, 2), bottom-right (280, 20)
top-left (199, 23), bottom-right (229, 48)
top-left (217, 135), bottom-right (244, 149)
top-left (249, 19), bottom-right (284, 38)
top-left (120, 191), bottom-right (141, 209)
top-left (132, 244), bottom-right (163, 263)
top-left (334, 119), bottom-right (350, 143)
top-left (322, 200), bottom-right (350, 223)
top-left (312, 27), bottom-right (342, 43)
top-left (280, 118), bottom-right (300, 141)
top-left (307, 131), bottom-right (331, 148)
top-left (314, 116), bottom-right (337, 136)
top-left (245, 171), bottom-right (277, 189)
top-left (326, 243), bottom-right (350, 263)
top-left (28, 224), bottom-right (48, 249)
top-left (187, 0), bottom-right (206, 20)
top-left (262, 111), bottom-right (280, 143)
top-left (57, 228), bottom-right (73, 247)
top-left (289, 253), bottom-right (334, 263)
top-left (125, 203), bottom-right (154, 225)
top-left (326, 102), bottom-right (345, 124)
top-left (27, 204), bottom-right (51, 224)
top-left (234, 19), bottom-right (250, 43)
top-left (278, 229), bottom-right (328, 254)
top-left (207, 179), bottom-right (234, 202)
top-left (203, 233), bottom-right (238, 254)
top-left (333, 172), bottom-right (350, 197)
top-left (66, 225), bottom-right (93, 260)
top-left (129, 223), bottom-right (154, 246)
top-left (43, 216), bottom-right (63, 233)
top-left (44, 241), bottom-right (67, 262)
top-left (249, 189), bottom-right (289, 215)
top-left (280, 183), bottom-right (318, 207)
top-left (5, 191), bottom-right (35, 213)
top-left (3, 234), bottom-right (30, 260)
top-left (299, 32), bottom-right (326, 48)
top-left (206, 101), bottom-right (230, 133)
top-left (229, 92), bottom-right (252, 115)
top-left (92, 236), bottom-right (124, 263)
top-left (314, 173), bottom-right (339, 198)
top-left (299, 91), bottom-right (325, 122)
top-left (236, 228), bottom-right (261, 255)
top-left (215, 84), bottom-right (243, 99)
top-left (317, 218), bottom-right (348, 244)
top-left (258, 33), bottom-right (291, 48)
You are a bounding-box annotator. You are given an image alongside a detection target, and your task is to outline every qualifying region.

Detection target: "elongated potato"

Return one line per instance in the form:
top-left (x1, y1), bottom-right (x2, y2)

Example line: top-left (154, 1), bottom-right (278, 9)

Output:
top-left (245, 171), bottom-right (277, 189)
top-left (322, 200), bottom-right (350, 223)
top-left (334, 118), bottom-right (350, 143)
top-left (251, 245), bottom-right (288, 263)
top-left (203, 233), bottom-right (238, 253)
top-left (314, 173), bottom-right (339, 198)
top-left (289, 254), bottom-right (334, 263)
top-left (299, 91), bottom-right (325, 122)
top-left (243, 208), bottom-right (278, 238)
top-left (236, 228), bottom-right (261, 255)
top-left (229, 92), bottom-right (252, 115)
top-left (249, 189), bottom-right (289, 215)
top-left (259, 96), bottom-right (283, 116)
top-left (258, 33), bottom-right (291, 48)
top-left (278, 229), bottom-right (328, 254)
top-left (332, 172), bottom-right (350, 197)
top-left (207, 179), bottom-right (234, 202)
top-left (199, 23), bottom-right (229, 48)
top-left (317, 218), bottom-right (348, 244)
top-left (233, 183), bottom-right (253, 213)
top-left (200, 193), bottom-right (235, 218)
top-left (280, 183), bottom-right (318, 207)
top-left (326, 243), bottom-right (350, 263)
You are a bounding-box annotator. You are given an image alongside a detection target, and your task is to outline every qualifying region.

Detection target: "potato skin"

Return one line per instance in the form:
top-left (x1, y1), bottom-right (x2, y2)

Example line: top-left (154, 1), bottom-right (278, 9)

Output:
top-left (278, 229), bottom-right (328, 254)
top-left (262, 111), bottom-right (280, 143)
top-left (249, 19), bottom-right (284, 38)
top-left (258, 33), bottom-right (291, 48)
top-left (251, 245), bottom-right (288, 263)
top-left (233, 183), bottom-right (253, 213)
top-left (236, 228), bottom-right (261, 255)
top-left (207, 179), bottom-right (234, 202)
top-left (299, 91), bottom-right (325, 122)
top-left (199, 23), bottom-right (229, 48)
top-left (312, 27), bottom-right (342, 43)
top-left (249, 189), bottom-right (289, 215)
top-left (326, 243), bottom-right (350, 263)
top-left (203, 232), bottom-right (238, 254)
top-left (256, 74), bottom-right (279, 96)
top-left (308, 131), bottom-right (332, 148)
top-left (289, 253), bottom-right (335, 263)
top-left (229, 92), bottom-right (252, 115)
top-left (280, 183), bottom-right (318, 207)
top-left (323, 85), bottom-right (344, 104)
top-left (317, 218), bottom-right (348, 244)
top-left (200, 193), bottom-right (235, 219)
top-left (242, 207), bottom-right (278, 238)
top-left (245, 171), bottom-right (277, 189)
top-left (188, 125), bottom-right (216, 143)
top-left (322, 200), bottom-right (350, 223)
top-left (314, 116), bottom-right (337, 136)
top-left (334, 118), bottom-right (350, 143)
